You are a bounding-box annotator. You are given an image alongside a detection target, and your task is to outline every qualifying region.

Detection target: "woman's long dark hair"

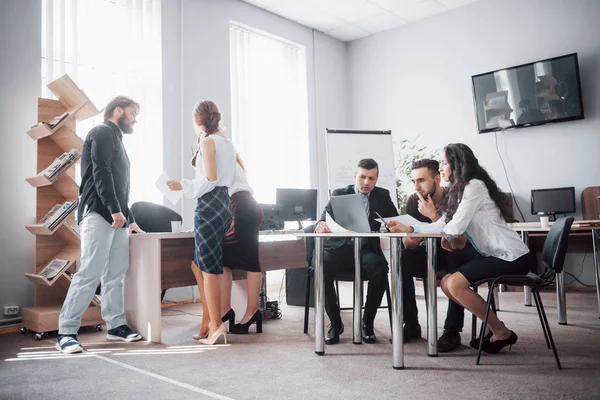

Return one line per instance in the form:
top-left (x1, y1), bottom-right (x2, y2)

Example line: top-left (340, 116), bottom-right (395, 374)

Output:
top-left (439, 143), bottom-right (509, 221)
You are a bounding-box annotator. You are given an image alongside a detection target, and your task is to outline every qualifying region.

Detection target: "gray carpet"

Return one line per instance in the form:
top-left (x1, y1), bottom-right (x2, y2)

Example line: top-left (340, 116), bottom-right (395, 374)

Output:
top-left (1, 283), bottom-right (600, 400)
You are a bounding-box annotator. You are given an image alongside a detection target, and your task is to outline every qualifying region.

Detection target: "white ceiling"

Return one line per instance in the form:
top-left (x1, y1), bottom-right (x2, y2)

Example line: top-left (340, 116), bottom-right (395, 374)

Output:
top-left (240, 0), bottom-right (483, 41)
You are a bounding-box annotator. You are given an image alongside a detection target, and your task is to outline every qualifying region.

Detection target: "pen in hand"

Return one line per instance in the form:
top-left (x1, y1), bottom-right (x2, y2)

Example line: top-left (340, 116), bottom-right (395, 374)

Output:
top-left (375, 212), bottom-right (391, 232)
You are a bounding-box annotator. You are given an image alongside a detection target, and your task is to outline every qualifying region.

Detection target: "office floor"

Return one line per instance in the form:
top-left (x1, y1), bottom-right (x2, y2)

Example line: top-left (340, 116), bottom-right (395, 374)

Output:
top-left (1, 275), bottom-right (600, 400)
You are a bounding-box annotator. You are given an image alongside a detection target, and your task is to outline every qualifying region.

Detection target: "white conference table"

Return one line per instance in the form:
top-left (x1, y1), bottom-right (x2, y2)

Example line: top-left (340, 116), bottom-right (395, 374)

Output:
top-left (508, 221), bottom-right (600, 324)
top-left (294, 231), bottom-right (451, 370)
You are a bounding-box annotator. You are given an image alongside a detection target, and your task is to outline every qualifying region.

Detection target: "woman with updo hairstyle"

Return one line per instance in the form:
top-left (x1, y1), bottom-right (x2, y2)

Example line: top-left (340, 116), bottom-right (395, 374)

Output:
top-left (167, 100), bottom-right (236, 345)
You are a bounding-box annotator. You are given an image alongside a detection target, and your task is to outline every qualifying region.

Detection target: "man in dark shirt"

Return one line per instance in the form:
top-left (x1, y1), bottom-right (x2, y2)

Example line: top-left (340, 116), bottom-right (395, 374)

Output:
top-left (314, 158), bottom-right (398, 344)
top-left (56, 96), bottom-right (145, 354)
top-left (401, 159), bottom-right (476, 352)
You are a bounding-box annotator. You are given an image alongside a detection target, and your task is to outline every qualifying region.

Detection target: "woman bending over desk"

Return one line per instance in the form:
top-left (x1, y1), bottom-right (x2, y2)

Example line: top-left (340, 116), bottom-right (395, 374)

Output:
top-left (388, 143), bottom-right (534, 354)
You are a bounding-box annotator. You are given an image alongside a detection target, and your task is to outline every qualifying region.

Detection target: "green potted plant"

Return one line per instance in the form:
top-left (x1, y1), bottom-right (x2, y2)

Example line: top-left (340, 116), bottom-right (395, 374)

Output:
top-left (394, 136), bottom-right (439, 214)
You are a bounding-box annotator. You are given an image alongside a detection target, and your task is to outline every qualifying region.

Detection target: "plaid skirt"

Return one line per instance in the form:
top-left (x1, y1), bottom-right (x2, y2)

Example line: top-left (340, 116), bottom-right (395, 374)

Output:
top-left (193, 186), bottom-right (232, 274)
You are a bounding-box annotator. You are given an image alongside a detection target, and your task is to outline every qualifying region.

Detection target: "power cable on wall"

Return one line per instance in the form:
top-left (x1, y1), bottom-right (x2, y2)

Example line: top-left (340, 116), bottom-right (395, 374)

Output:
top-left (494, 132), bottom-right (526, 221)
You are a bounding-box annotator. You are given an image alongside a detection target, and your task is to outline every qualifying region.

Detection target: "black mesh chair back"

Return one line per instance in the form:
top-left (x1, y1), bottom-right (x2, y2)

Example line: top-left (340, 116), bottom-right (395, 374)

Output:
top-left (539, 217), bottom-right (574, 280)
top-left (131, 201), bottom-right (183, 233)
top-left (472, 216), bottom-right (575, 369)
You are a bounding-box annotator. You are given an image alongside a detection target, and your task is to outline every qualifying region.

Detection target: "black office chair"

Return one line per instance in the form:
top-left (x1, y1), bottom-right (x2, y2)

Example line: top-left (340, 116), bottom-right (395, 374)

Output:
top-left (302, 224), bottom-right (393, 335)
top-left (471, 216), bottom-right (574, 369)
top-left (131, 201), bottom-right (183, 301)
top-left (131, 201), bottom-right (183, 233)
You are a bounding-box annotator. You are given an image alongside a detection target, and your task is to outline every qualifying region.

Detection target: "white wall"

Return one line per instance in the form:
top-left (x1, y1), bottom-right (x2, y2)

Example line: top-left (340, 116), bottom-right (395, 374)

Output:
top-left (348, 0), bottom-right (600, 285)
top-left (160, 0), bottom-right (347, 300)
top-left (162, 0), bottom-right (348, 229)
top-left (0, 0), bottom-right (40, 322)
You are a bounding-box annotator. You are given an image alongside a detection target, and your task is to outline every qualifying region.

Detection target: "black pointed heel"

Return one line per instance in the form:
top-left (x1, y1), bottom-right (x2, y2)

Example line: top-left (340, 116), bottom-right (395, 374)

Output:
top-left (481, 331), bottom-right (518, 354)
top-left (221, 309), bottom-right (235, 332)
top-left (231, 311), bottom-right (262, 334)
top-left (469, 330), bottom-right (493, 349)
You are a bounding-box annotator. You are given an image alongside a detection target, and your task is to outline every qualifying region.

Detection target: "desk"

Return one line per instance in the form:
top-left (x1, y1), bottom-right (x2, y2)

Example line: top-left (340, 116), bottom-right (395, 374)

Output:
top-left (295, 232), bottom-right (450, 370)
top-left (508, 221), bottom-right (600, 324)
top-left (125, 231), bottom-right (305, 343)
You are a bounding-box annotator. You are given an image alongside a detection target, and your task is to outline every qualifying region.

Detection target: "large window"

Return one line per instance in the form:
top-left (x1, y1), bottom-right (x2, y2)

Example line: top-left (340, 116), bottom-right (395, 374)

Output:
top-left (42, 0), bottom-right (163, 203)
top-left (229, 23), bottom-right (310, 204)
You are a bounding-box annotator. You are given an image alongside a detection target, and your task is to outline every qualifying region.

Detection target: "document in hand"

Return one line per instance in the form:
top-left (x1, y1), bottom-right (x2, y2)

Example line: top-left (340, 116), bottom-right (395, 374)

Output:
top-left (156, 171), bottom-right (183, 205)
top-left (325, 212), bottom-right (350, 233)
top-left (383, 214), bottom-right (423, 227)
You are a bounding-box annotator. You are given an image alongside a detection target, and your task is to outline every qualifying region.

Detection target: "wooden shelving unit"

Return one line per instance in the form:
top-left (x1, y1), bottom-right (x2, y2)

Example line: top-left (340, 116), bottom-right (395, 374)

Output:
top-left (22, 74), bottom-right (103, 340)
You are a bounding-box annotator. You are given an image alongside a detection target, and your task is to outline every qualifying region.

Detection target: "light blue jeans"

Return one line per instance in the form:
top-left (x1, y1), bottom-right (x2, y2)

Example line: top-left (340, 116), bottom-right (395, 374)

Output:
top-left (59, 212), bottom-right (129, 335)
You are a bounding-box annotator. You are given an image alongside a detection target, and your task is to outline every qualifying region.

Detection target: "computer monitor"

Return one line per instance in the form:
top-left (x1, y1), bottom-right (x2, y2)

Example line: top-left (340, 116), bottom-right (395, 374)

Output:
top-left (531, 187), bottom-right (576, 217)
top-left (276, 188), bottom-right (318, 229)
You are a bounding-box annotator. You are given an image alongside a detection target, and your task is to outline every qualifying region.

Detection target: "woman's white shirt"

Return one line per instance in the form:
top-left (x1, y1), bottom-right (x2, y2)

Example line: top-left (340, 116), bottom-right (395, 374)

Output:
top-left (229, 162), bottom-right (254, 196)
top-left (412, 179), bottom-right (529, 262)
top-left (182, 135), bottom-right (236, 199)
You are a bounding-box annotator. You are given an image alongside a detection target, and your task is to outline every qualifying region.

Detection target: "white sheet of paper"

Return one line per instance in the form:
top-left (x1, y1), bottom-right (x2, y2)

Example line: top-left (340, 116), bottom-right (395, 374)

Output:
top-left (326, 212), bottom-right (350, 233)
top-left (155, 171), bottom-right (183, 205)
top-left (384, 214), bottom-right (423, 227)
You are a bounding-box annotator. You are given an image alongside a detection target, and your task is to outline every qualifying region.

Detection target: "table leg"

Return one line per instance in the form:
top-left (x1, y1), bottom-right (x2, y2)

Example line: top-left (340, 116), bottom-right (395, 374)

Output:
top-left (592, 229), bottom-right (600, 319)
top-left (521, 231), bottom-right (532, 306)
top-left (390, 237), bottom-right (404, 369)
top-left (353, 238), bottom-right (363, 344)
top-left (556, 270), bottom-right (567, 325)
top-left (426, 237), bottom-right (437, 357)
top-left (493, 286), bottom-right (500, 311)
top-left (314, 237), bottom-right (325, 355)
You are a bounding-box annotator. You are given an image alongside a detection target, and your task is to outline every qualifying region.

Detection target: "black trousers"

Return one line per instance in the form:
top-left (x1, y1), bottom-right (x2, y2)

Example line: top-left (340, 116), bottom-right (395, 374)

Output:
top-left (401, 244), bottom-right (481, 333)
top-left (323, 243), bottom-right (388, 328)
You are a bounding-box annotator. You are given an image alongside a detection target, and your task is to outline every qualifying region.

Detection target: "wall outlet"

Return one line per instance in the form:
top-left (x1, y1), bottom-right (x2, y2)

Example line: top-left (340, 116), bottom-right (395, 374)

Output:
top-left (3, 306), bottom-right (19, 316)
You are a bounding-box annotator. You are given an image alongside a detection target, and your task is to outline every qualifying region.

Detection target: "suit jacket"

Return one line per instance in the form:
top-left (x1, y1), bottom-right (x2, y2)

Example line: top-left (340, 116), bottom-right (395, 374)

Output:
top-left (318, 185), bottom-right (399, 254)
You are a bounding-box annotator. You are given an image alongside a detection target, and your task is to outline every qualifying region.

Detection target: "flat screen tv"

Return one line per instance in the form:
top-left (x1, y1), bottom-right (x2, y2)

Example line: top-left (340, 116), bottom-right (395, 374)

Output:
top-left (472, 53), bottom-right (584, 134)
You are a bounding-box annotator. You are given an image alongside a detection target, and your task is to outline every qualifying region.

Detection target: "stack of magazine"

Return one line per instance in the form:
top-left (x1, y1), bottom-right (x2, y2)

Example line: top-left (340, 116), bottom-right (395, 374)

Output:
top-left (40, 149), bottom-right (80, 181)
top-left (45, 111), bottom-right (70, 129)
top-left (38, 200), bottom-right (79, 231)
top-left (38, 259), bottom-right (69, 280)
top-left (30, 111), bottom-right (70, 131)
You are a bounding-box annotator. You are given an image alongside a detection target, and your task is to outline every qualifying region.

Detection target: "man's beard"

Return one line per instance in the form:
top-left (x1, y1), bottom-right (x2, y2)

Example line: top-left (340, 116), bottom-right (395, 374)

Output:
top-left (117, 116), bottom-right (134, 133)
top-left (427, 184), bottom-right (437, 198)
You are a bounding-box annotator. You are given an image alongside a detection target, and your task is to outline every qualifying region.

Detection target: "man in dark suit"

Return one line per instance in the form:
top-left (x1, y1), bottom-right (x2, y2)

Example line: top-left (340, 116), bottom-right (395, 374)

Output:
top-left (315, 158), bottom-right (398, 344)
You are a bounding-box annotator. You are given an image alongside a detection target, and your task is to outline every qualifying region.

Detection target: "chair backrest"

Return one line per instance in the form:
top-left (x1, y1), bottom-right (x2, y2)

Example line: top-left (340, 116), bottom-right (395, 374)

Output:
top-left (303, 223), bottom-right (317, 267)
top-left (540, 217), bottom-right (574, 280)
top-left (581, 186), bottom-right (600, 221)
top-left (499, 192), bottom-right (516, 222)
top-left (131, 201), bottom-right (183, 233)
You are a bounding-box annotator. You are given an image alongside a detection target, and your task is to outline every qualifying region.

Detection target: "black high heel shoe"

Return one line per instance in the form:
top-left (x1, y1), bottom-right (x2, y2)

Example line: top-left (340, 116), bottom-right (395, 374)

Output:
top-left (481, 331), bottom-right (518, 354)
top-left (469, 330), bottom-right (493, 349)
top-left (231, 310), bottom-right (262, 334)
top-left (221, 309), bottom-right (235, 332)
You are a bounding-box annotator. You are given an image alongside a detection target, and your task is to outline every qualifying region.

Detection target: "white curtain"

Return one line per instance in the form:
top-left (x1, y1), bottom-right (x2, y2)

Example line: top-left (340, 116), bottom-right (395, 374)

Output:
top-left (42, 0), bottom-right (163, 203)
top-left (229, 23), bottom-right (310, 204)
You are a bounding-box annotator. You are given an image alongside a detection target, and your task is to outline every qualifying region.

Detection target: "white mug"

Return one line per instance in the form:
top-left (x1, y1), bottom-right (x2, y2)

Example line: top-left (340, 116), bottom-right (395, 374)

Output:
top-left (171, 221), bottom-right (182, 233)
top-left (540, 216), bottom-right (550, 229)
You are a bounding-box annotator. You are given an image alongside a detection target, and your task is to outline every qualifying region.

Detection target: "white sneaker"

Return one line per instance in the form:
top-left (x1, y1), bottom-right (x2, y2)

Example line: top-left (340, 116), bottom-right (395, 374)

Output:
top-left (56, 335), bottom-right (83, 354)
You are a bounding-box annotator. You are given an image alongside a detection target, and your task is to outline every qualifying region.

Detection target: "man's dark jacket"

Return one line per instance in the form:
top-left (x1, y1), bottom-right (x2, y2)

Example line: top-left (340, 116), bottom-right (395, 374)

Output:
top-left (318, 185), bottom-right (399, 254)
top-left (78, 120), bottom-right (135, 226)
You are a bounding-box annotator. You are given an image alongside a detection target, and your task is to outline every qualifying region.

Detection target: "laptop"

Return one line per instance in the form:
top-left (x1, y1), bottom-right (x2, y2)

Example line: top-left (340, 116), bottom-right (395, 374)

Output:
top-left (330, 194), bottom-right (372, 233)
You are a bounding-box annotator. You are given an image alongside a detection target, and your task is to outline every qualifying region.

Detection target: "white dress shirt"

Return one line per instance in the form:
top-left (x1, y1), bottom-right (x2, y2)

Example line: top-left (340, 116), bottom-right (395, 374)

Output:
top-left (412, 179), bottom-right (529, 262)
top-left (182, 135), bottom-right (236, 199)
top-left (229, 162), bottom-right (254, 197)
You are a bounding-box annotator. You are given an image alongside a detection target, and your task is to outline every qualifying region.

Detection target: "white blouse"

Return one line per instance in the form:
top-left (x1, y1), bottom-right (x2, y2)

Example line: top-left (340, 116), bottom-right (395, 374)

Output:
top-left (182, 135), bottom-right (236, 199)
top-left (229, 162), bottom-right (254, 196)
top-left (412, 179), bottom-right (529, 262)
